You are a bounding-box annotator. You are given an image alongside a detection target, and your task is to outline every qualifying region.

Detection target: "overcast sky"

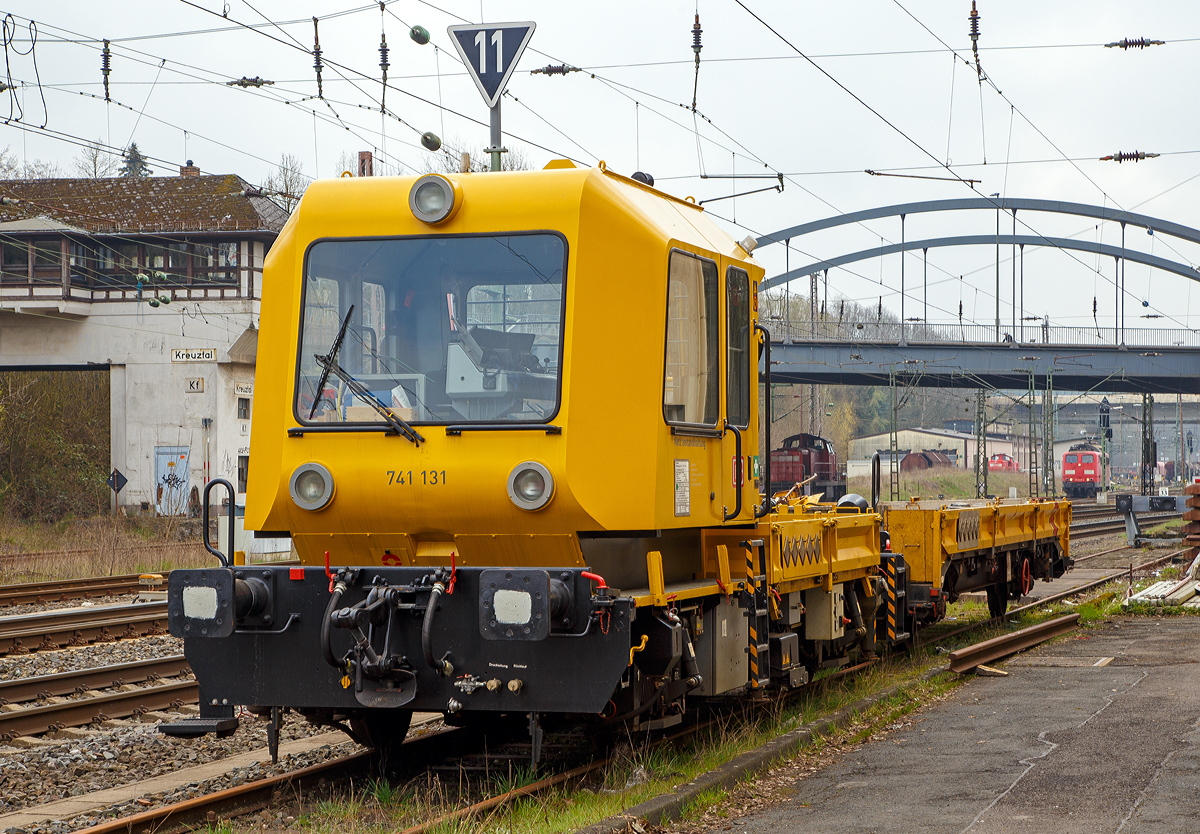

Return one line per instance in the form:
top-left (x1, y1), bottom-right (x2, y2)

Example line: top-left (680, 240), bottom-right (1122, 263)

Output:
top-left (3, 1), bottom-right (1199, 336)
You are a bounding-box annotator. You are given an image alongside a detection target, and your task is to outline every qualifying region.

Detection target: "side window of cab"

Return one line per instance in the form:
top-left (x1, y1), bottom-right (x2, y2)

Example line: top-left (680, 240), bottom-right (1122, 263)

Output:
top-left (663, 250), bottom-right (719, 426)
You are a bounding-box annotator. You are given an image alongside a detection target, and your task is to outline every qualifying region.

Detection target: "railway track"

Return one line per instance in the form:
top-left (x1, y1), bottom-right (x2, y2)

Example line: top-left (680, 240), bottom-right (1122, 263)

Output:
top-left (0, 574), bottom-right (159, 608)
top-left (1069, 511), bottom-right (1179, 539)
top-left (0, 602), bottom-right (169, 655)
top-left (0, 655), bottom-right (194, 742)
top-left (62, 541), bottom-right (1194, 834)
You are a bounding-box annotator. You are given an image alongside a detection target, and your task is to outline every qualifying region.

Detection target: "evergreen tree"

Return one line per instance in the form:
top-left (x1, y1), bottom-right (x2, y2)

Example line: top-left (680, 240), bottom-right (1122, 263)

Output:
top-left (118, 143), bottom-right (153, 178)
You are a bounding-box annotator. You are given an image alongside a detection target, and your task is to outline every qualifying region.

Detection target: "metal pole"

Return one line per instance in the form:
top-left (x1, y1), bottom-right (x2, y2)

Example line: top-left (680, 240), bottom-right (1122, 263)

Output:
top-left (994, 198), bottom-right (1000, 340)
top-left (489, 101), bottom-right (502, 172)
top-left (1011, 209), bottom-right (1016, 336)
top-left (1019, 243), bottom-right (1024, 343)
top-left (922, 247), bottom-right (928, 330)
top-left (1120, 222), bottom-right (1126, 345)
top-left (900, 214), bottom-right (906, 345)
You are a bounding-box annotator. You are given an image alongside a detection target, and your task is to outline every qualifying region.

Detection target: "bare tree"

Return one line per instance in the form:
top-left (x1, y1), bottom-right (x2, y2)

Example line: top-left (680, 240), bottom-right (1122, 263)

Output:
top-left (71, 139), bottom-right (120, 179)
top-left (0, 146), bottom-right (61, 179)
top-left (262, 153), bottom-right (311, 214)
top-left (422, 137), bottom-right (532, 173)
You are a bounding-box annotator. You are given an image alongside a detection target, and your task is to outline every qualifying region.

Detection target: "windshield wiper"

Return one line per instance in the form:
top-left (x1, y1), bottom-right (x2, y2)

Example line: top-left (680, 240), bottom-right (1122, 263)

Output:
top-left (308, 304), bottom-right (355, 420)
top-left (311, 353), bottom-right (425, 446)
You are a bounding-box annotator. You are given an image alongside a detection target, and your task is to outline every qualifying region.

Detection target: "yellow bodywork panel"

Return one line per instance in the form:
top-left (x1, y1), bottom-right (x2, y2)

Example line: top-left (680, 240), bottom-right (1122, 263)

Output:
top-left (247, 164), bottom-right (763, 567)
top-left (882, 498), bottom-right (1072, 585)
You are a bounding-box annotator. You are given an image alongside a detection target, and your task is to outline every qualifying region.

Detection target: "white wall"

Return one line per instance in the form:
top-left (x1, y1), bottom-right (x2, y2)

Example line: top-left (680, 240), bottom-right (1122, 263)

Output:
top-left (0, 298), bottom-right (259, 513)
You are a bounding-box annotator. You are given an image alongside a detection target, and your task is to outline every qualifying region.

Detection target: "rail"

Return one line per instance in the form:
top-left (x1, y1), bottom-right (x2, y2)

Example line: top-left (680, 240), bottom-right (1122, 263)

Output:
top-left (0, 602), bottom-right (169, 655)
top-left (947, 614), bottom-right (1080, 673)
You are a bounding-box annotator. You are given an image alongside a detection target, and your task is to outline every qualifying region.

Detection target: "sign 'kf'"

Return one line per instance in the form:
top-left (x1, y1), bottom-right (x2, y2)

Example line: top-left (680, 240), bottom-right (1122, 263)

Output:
top-left (448, 22), bottom-right (536, 108)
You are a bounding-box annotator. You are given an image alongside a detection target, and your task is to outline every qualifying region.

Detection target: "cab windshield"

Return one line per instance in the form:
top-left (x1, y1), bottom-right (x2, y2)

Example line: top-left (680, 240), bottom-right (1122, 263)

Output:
top-left (297, 233), bottom-right (566, 425)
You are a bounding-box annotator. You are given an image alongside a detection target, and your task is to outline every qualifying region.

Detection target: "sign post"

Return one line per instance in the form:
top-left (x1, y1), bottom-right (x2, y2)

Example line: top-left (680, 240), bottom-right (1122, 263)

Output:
top-left (447, 22), bottom-right (536, 172)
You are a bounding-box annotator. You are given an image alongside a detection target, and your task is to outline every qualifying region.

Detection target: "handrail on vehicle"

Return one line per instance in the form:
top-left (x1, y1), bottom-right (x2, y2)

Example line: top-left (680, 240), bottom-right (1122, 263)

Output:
top-left (202, 478), bottom-right (236, 568)
top-left (723, 421), bottom-right (743, 521)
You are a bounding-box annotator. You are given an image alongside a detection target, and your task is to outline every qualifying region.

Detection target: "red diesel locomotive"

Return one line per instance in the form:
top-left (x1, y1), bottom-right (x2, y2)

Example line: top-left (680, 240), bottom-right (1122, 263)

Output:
top-left (769, 432), bottom-right (846, 500)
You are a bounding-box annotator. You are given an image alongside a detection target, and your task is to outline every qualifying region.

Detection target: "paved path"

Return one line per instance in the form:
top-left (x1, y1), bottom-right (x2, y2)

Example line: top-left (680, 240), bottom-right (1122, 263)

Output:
top-left (699, 618), bottom-right (1200, 834)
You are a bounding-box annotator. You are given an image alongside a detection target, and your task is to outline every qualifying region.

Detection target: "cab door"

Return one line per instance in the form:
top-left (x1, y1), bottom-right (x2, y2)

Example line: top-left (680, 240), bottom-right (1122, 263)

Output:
top-left (723, 265), bottom-right (754, 520)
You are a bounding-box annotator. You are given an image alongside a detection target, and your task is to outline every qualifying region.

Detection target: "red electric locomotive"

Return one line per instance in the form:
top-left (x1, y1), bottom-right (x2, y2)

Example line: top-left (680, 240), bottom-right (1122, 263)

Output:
top-left (1062, 442), bottom-right (1105, 498)
top-left (769, 432), bottom-right (846, 500)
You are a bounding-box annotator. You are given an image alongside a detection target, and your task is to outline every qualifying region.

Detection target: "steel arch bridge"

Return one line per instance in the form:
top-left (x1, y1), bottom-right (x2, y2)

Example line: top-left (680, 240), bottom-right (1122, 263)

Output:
top-left (752, 198), bottom-right (1200, 395)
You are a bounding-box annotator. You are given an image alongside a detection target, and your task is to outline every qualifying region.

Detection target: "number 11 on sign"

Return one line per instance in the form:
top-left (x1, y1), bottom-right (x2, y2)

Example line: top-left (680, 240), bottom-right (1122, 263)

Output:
top-left (475, 29), bottom-right (504, 73)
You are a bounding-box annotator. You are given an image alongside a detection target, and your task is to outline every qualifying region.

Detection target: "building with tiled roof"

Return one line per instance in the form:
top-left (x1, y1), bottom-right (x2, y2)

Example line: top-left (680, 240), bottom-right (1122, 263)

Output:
top-left (0, 164), bottom-right (291, 518)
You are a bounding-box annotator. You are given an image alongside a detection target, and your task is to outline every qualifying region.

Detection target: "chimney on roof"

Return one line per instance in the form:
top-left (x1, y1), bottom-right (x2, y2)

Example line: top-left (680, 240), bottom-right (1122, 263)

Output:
top-left (358, 151), bottom-right (374, 177)
top-left (179, 159), bottom-right (200, 177)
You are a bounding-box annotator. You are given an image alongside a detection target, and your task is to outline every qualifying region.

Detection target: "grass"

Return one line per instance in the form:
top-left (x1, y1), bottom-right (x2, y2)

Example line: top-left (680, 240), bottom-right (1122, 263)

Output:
top-left (216, 579), bottom-right (1190, 834)
top-left (287, 652), bottom-right (966, 834)
top-left (0, 512), bottom-right (215, 584)
top-left (847, 470), bottom-right (1044, 501)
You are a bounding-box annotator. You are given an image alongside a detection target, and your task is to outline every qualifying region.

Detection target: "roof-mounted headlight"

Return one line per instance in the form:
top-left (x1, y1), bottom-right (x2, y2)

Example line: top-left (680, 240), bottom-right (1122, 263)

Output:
top-left (507, 461), bottom-right (554, 512)
top-left (409, 174), bottom-right (462, 225)
top-left (290, 462), bottom-right (334, 511)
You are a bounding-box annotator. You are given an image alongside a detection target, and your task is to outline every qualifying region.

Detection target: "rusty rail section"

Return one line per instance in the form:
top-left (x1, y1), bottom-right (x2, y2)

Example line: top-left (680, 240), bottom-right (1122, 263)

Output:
top-left (70, 727), bottom-right (475, 834)
top-left (0, 575), bottom-right (155, 607)
top-left (0, 602), bottom-right (169, 655)
top-left (948, 613), bottom-right (1081, 673)
top-left (0, 679), bottom-right (197, 742)
top-left (0, 654), bottom-right (190, 704)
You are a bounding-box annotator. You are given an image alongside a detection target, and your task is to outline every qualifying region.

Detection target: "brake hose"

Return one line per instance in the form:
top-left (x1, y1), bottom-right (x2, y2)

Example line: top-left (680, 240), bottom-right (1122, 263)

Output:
top-left (321, 582), bottom-right (345, 669)
top-left (422, 582), bottom-right (453, 676)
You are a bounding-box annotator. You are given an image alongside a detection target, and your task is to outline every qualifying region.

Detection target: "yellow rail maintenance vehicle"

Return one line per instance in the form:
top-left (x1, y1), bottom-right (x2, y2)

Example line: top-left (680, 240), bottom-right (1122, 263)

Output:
top-left (161, 161), bottom-right (1073, 760)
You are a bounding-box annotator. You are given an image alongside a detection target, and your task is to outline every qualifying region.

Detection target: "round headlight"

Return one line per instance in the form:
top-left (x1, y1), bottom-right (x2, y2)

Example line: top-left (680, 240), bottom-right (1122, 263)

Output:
top-left (408, 174), bottom-right (459, 224)
top-left (414, 180), bottom-right (447, 214)
top-left (507, 461), bottom-right (554, 511)
top-left (290, 462), bottom-right (334, 511)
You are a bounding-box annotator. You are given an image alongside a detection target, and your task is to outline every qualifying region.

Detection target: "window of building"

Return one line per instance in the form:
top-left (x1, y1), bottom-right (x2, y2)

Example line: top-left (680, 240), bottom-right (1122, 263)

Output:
top-left (1, 241), bottom-right (27, 278)
top-left (145, 243), bottom-right (189, 276)
top-left (726, 267), bottom-right (751, 428)
top-left (663, 251), bottom-right (719, 426)
top-left (31, 239), bottom-right (60, 267)
top-left (237, 397), bottom-right (250, 420)
top-left (237, 455), bottom-right (249, 493)
top-left (194, 241), bottom-right (238, 284)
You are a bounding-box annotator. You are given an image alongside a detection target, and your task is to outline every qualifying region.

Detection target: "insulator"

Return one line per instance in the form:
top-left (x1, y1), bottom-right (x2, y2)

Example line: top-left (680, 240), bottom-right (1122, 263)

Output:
top-left (531, 63), bottom-right (579, 76)
top-left (410, 25), bottom-right (430, 46)
top-left (959, 300), bottom-right (963, 318)
top-left (226, 76), bottom-right (274, 88)
top-left (421, 132), bottom-right (441, 152)
top-left (102, 39), bottom-right (112, 102)
top-left (968, 2), bottom-right (980, 43)
top-left (1105, 37), bottom-right (1164, 50)
top-left (379, 34), bottom-right (390, 73)
top-left (1099, 151), bottom-right (1160, 163)
top-left (312, 17), bottom-right (324, 99)
top-left (692, 14), bottom-right (703, 57)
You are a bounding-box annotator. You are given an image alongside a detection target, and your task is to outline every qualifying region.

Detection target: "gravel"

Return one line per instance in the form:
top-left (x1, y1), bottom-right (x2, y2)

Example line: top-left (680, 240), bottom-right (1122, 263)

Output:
top-left (0, 636), bottom-right (183, 682)
top-left (0, 709), bottom-right (356, 827)
top-left (0, 634), bottom-right (359, 833)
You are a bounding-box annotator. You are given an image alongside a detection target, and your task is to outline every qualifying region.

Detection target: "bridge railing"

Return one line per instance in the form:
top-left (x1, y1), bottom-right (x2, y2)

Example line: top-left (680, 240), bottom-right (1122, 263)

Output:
top-left (760, 317), bottom-right (1200, 348)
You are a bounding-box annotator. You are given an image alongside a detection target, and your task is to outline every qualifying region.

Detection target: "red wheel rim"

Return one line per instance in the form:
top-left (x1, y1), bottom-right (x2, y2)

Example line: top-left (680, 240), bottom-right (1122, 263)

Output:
top-left (1021, 559), bottom-right (1033, 595)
